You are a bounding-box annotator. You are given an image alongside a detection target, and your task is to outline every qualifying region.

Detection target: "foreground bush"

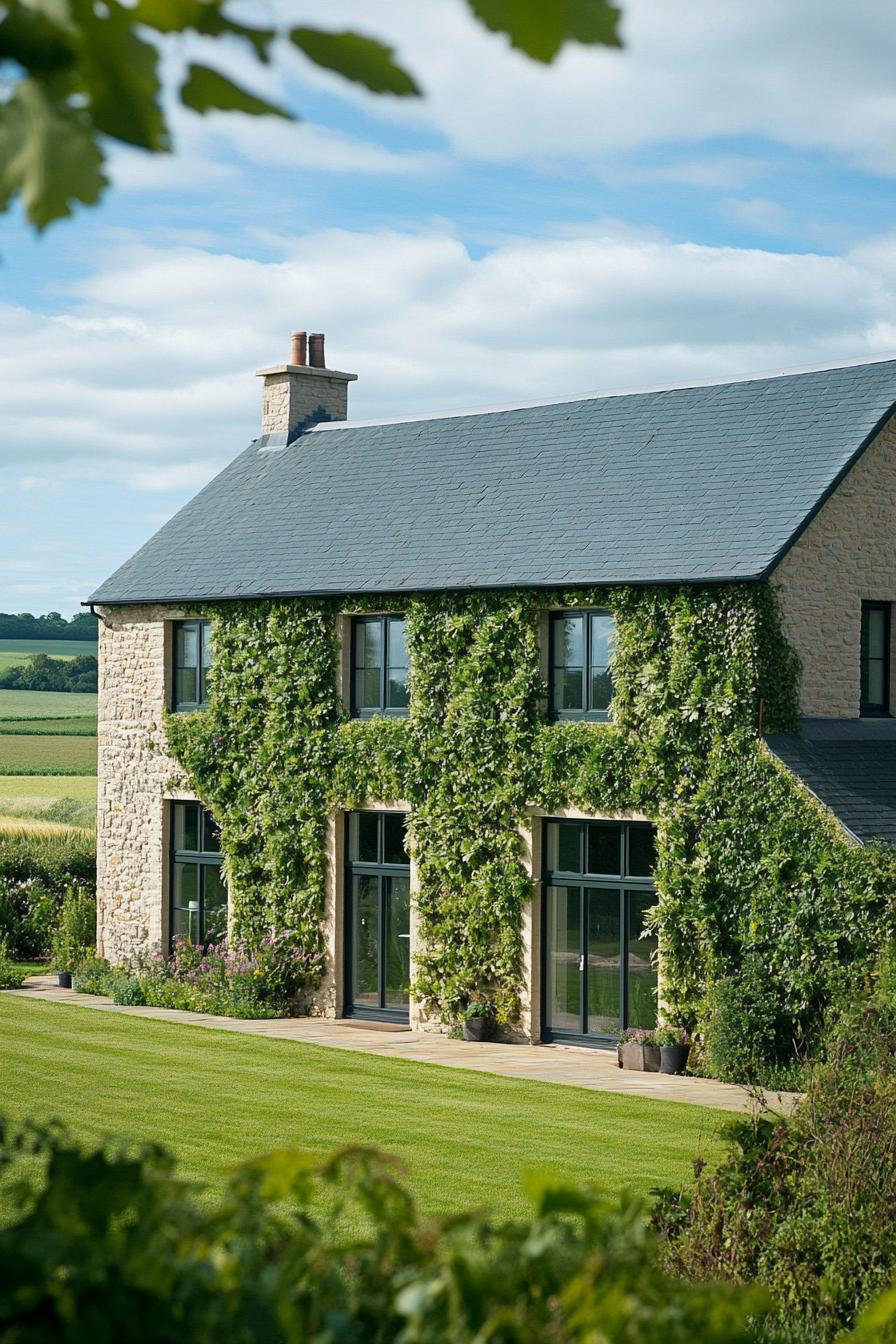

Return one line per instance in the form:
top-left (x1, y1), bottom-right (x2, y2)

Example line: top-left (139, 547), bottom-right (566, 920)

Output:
top-left (0, 829), bottom-right (95, 959)
top-left (0, 1120), bottom-right (766, 1343)
top-left (74, 933), bottom-right (325, 1018)
top-left (654, 953), bottom-right (896, 1341)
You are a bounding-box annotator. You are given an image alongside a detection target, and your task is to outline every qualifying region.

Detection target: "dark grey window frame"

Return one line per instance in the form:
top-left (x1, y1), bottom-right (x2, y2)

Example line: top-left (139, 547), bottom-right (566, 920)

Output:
top-left (350, 614), bottom-right (409, 719)
top-left (548, 609), bottom-right (615, 722)
top-left (860, 601), bottom-right (891, 718)
top-left (169, 801), bottom-right (225, 949)
top-left (540, 818), bottom-right (656, 1046)
top-left (343, 810), bottom-right (411, 1023)
top-left (171, 619), bottom-right (212, 713)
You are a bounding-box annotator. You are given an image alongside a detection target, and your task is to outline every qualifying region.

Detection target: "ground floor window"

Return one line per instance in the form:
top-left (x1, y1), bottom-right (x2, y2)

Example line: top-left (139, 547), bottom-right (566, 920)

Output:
top-left (344, 810), bottom-right (410, 1021)
top-left (170, 801), bottom-right (226, 947)
top-left (542, 818), bottom-right (657, 1043)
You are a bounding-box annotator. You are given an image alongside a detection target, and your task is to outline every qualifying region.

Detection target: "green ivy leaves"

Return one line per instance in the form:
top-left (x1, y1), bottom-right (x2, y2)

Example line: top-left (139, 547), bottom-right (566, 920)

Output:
top-left (164, 580), bottom-right (894, 1052)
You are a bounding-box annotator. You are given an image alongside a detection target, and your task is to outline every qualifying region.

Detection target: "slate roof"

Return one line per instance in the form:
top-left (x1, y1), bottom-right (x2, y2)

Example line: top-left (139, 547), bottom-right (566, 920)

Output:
top-left (765, 719), bottom-right (896, 846)
top-left (89, 358), bottom-right (896, 604)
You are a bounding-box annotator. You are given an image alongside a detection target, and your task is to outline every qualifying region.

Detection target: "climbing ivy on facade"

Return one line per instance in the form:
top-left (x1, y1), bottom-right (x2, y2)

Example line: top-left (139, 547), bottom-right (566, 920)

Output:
top-left (165, 582), bottom-right (896, 1064)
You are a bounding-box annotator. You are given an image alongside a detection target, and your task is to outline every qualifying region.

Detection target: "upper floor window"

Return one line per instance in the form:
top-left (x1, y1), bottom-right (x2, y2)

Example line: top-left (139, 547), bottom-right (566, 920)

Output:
top-left (172, 619), bottom-right (212, 712)
top-left (351, 615), bottom-right (408, 717)
top-left (549, 610), bottom-right (615, 721)
top-left (861, 601), bottom-right (891, 717)
top-left (170, 802), bottom-right (226, 947)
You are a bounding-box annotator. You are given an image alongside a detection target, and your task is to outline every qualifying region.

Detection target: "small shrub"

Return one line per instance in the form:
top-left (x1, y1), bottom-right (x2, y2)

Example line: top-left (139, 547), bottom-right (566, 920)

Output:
top-left (71, 954), bottom-right (117, 996)
top-left (0, 829), bottom-right (95, 958)
top-left (49, 886), bottom-right (96, 972)
top-left (702, 956), bottom-right (800, 1085)
top-left (112, 976), bottom-right (146, 1006)
top-left (0, 936), bottom-right (22, 989)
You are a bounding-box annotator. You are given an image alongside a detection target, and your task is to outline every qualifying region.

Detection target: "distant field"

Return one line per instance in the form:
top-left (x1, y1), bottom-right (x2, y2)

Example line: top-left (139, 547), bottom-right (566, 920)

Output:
top-left (0, 639), bottom-right (97, 658)
top-left (0, 816), bottom-right (91, 836)
top-left (0, 716), bottom-right (96, 736)
top-left (0, 735), bottom-right (96, 775)
top-left (0, 774), bottom-right (96, 831)
top-left (0, 776), bottom-right (97, 803)
top-left (0, 690), bottom-right (98, 720)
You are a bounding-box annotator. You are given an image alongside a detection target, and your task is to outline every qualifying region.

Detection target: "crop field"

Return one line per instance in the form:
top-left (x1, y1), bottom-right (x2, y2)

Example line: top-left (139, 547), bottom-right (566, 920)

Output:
top-left (0, 690), bottom-right (97, 719)
top-left (0, 734), bottom-right (96, 775)
top-left (0, 774), bottom-right (96, 830)
top-left (0, 715), bottom-right (96, 735)
top-left (0, 639), bottom-right (97, 674)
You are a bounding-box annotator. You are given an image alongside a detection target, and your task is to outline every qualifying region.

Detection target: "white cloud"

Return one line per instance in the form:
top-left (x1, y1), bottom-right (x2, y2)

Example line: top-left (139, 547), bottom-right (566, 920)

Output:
top-left (262, 0), bottom-right (896, 176)
top-left (2, 222), bottom-right (896, 496)
top-left (718, 196), bottom-right (791, 235)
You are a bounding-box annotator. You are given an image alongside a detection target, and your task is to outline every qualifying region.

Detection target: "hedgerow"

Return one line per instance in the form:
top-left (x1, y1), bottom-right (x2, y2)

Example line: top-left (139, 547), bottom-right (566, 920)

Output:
top-left (165, 582), bottom-right (896, 1067)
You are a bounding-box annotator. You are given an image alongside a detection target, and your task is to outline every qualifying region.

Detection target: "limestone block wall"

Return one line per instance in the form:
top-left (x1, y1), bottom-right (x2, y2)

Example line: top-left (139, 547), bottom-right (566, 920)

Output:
top-left (773, 415), bottom-right (896, 718)
top-left (96, 604), bottom-right (193, 964)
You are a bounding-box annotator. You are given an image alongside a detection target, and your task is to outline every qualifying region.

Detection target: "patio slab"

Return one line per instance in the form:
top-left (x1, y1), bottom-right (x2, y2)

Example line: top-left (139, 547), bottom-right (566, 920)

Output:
top-left (6, 976), bottom-right (799, 1114)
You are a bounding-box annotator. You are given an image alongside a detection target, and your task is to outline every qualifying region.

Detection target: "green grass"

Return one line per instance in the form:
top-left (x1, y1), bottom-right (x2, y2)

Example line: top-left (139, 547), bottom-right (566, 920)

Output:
top-left (0, 996), bottom-right (723, 1218)
top-left (0, 690), bottom-right (97, 720)
top-left (0, 716), bottom-right (96, 736)
top-left (0, 734), bottom-right (96, 775)
top-left (9, 962), bottom-right (47, 983)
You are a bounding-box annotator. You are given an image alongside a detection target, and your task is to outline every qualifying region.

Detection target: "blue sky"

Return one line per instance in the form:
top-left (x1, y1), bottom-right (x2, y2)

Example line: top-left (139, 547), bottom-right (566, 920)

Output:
top-left (3, 0), bottom-right (896, 615)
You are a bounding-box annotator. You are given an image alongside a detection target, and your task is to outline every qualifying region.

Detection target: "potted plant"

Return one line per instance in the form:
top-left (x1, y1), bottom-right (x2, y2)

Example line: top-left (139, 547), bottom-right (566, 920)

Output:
top-left (617, 1027), bottom-right (660, 1072)
top-left (655, 1026), bottom-right (692, 1075)
top-left (461, 997), bottom-right (494, 1042)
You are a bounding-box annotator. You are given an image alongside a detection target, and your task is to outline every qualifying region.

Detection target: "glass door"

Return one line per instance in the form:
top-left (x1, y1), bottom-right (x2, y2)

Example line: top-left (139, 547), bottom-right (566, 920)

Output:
top-left (345, 811), bottom-right (411, 1021)
top-left (543, 820), bottom-right (657, 1043)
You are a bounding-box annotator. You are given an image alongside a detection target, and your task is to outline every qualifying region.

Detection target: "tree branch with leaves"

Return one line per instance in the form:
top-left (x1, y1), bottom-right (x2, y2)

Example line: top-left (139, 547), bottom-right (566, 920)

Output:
top-left (0, 0), bottom-right (621, 230)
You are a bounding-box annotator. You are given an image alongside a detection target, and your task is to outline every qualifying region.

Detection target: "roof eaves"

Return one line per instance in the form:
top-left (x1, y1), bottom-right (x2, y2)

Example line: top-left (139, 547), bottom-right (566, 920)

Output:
top-left (84, 571), bottom-right (765, 607)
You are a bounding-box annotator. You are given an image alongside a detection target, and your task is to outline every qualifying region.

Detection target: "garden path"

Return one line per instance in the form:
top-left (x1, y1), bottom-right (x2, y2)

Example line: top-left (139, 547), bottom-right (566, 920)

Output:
top-left (8, 977), bottom-right (799, 1115)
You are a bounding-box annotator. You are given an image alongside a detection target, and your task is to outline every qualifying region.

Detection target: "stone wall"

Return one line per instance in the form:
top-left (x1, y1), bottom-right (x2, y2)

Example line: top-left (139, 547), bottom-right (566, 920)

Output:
top-left (96, 604), bottom-right (193, 963)
top-left (259, 364), bottom-right (356, 434)
top-left (773, 415), bottom-right (896, 718)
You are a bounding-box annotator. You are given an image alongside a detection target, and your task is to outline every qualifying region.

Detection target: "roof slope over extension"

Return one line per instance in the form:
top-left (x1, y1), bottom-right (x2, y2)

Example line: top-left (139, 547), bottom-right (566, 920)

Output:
top-left (765, 719), bottom-right (896, 846)
top-left (90, 358), bottom-right (896, 603)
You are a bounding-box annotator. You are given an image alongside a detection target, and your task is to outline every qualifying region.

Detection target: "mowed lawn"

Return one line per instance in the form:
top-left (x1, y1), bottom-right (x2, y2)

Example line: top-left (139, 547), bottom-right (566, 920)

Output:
top-left (0, 996), bottom-right (724, 1218)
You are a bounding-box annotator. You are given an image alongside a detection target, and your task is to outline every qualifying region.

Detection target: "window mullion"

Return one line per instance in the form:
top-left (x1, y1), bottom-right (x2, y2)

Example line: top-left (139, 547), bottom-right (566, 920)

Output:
top-left (380, 617), bottom-right (387, 711)
top-left (584, 613), bottom-right (591, 712)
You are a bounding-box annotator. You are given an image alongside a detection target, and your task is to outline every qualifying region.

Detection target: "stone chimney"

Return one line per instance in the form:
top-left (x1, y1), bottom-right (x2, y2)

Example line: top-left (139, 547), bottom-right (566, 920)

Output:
top-left (256, 331), bottom-right (357, 441)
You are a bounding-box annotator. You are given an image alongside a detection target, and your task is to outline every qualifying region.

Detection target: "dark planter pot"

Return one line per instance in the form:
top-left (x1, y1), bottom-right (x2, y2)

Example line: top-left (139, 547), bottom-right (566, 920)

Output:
top-left (462, 1017), bottom-right (492, 1042)
top-left (659, 1044), bottom-right (691, 1075)
top-left (57, 971), bottom-right (73, 989)
top-left (617, 1043), bottom-right (661, 1072)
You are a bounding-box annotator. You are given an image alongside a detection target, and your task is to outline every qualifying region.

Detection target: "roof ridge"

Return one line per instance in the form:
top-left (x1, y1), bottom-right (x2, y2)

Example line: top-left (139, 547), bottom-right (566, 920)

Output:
top-left (309, 351), bottom-right (896, 434)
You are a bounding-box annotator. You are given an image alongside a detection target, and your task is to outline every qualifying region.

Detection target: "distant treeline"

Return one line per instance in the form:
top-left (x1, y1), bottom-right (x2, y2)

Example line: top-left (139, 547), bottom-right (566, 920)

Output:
top-left (0, 654), bottom-right (98, 693)
top-left (0, 611), bottom-right (97, 641)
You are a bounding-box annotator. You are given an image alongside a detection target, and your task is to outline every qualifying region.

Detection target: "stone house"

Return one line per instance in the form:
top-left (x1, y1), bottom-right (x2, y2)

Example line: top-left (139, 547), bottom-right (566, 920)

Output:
top-left (87, 338), bottom-right (896, 1046)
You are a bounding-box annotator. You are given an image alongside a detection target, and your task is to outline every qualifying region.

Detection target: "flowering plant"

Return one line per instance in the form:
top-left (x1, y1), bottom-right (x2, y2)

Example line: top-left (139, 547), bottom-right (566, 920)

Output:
top-left (79, 933), bottom-right (326, 1019)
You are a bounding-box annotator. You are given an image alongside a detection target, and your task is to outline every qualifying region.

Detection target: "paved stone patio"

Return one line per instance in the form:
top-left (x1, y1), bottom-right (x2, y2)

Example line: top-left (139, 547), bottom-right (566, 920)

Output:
top-left (7, 976), bottom-right (799, 1114)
